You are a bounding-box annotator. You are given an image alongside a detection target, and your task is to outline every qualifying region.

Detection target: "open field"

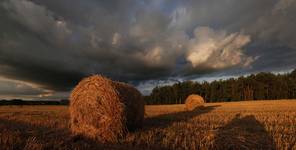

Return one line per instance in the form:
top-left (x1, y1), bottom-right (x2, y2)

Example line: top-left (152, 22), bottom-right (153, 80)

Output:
top-left (0, 100), bottom-right (296, 150)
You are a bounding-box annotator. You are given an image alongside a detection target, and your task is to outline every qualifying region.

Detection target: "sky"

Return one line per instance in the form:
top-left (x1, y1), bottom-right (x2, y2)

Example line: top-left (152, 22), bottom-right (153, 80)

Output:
top-left (0, 0), bottom-right (296, 99)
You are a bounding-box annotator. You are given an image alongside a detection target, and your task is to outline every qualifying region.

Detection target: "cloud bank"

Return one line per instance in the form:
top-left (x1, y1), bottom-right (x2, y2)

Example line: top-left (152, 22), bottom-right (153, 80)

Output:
top-left (0, 0), bottom-right (296, 98)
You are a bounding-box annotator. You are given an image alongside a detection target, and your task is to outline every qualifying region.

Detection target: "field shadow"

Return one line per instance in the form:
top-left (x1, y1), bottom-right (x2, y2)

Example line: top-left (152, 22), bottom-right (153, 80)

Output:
top-left (0, 118), bottom-right (98, 149)
top-left (212, 114), bottom-right (276, 150)
top-left (143, 105), bottom-right (220, 130)
top-left (0, 105), bottom-right (219, 149)
top-left (0, 118), bottom-right (154, 150)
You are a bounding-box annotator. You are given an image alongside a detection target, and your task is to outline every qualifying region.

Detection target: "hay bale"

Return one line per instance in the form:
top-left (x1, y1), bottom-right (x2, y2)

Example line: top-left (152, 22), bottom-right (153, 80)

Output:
top-left (69, 75), bottom-right (144, 143)
top-left (185, 94), bottom-right (205, 111)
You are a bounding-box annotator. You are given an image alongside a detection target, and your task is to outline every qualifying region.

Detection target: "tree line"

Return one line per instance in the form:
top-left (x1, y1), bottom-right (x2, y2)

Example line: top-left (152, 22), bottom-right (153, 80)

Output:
top-left (144, 69), bottom-right (296, 104)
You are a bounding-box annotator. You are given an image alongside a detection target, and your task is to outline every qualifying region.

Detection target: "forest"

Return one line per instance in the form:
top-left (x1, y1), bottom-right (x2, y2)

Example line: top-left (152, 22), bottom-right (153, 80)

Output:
top-left (144, 69), bottom-right (296, 104)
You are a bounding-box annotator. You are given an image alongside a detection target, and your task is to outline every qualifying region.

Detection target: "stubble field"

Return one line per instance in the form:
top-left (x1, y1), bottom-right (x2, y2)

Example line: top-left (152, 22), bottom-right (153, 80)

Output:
top-left (0, 100), bottom-right (296, 150)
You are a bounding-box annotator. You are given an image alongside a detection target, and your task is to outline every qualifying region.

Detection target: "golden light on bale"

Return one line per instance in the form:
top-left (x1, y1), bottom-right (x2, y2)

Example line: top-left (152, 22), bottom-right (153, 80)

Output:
top-left (69, 75), bottom-right (144, 143)
top-left (185, 94), bottom-right (205, 111)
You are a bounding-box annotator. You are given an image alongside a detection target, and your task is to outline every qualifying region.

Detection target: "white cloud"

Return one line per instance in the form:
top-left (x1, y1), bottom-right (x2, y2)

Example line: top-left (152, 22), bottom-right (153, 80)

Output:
top-left (112, 32), bottom-right (121, 46)
top-left (186, 27), bottom-right (252, 69)
top-left (134, 46), bottom-right (167, 67)
top-left (169, 7), bottom-right (190, 30)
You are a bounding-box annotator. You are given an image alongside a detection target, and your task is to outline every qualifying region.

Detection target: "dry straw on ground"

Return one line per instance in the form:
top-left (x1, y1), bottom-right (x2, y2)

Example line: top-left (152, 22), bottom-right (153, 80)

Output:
top-left (1, 100), bottom-right (296, 149)
top-left (69, 75), bottom-right (144, 143)
top-left (185, 94), bottom-right (205, 111)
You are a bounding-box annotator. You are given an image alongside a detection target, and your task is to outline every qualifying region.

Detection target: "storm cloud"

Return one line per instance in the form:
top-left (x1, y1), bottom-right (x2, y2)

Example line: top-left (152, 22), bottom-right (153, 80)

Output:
top-left (0, 0), bottom-right (296, 98)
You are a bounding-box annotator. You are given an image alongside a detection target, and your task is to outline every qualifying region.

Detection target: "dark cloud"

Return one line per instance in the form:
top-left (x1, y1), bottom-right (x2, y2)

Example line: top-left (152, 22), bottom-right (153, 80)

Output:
top-left (0, 77), bottom-right (52, 99)
top-left (0, 0), bottom-right (296, 98)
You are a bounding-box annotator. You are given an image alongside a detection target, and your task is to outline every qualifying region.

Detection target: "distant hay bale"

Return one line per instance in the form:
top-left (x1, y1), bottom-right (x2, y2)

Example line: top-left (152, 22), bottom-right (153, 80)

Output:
top-left (69, 75), bottom-right (144, 143)
top-left (185, 94), bottom-right (205, 111)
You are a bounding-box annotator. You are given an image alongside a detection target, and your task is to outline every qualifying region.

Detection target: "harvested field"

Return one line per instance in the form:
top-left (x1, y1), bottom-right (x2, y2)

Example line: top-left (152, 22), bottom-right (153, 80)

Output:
top-left (0, 100), bottom-right (296, 149)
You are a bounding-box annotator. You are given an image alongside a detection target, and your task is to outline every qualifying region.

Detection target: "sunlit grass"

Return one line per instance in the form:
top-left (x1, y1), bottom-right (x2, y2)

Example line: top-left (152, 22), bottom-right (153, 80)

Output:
top-left (0, 100), bottom-right (296, 149)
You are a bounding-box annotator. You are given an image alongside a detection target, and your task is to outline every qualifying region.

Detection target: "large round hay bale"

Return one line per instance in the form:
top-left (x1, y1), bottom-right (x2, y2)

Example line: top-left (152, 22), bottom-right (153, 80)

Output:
top-left (69, 75), bottom-right (144, 143)
top-left (185, 94), bottom-right (205, 111)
